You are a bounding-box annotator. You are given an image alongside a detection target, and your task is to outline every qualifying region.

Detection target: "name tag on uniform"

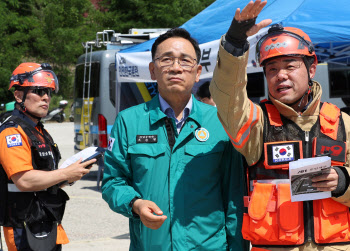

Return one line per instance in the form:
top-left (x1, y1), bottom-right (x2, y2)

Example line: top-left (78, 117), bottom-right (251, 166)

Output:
top-left (136, 135), bottom-right (157, 143)
top-left (6, 134), bottom-right (23, 148)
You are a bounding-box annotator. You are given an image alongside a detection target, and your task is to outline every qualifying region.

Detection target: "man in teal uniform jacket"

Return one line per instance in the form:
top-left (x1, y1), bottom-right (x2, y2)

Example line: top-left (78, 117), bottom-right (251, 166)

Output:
top-left (102, 28), bottom-right (248, 251)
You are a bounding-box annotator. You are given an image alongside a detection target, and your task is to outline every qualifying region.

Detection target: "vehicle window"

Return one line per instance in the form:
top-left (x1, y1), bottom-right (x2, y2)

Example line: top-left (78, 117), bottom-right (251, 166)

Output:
top-left (247, 72), bottom-right (265, 97)
top-left (109, 63), bottom-right (116, 107)
top-left (329, 69), bottom-right (350, 98)
top-left (74, 63), bottom-right (100, 99)
top-left (120, 82), bottom-right (144, 111)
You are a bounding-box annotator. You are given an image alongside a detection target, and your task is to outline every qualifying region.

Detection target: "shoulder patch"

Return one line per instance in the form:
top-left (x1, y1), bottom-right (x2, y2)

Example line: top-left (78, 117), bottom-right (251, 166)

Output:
top-left (107, 137), bottom-right (115, 151)
top-left (6, 134), bottom-right (23, 148)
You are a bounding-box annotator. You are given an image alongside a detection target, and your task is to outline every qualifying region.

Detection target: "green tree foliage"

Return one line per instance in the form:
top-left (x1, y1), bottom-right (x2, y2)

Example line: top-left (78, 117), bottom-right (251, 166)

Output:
top-left (0, 0), bottom-right (99, 102)
top-left (25, 0), bottom-right (100, 98)
top-left (101, 0), bottom-right (215, 33)
top-left (0, 0), bottom-right (215, 103)
top-left (0, 0), bottom-right (36, 102)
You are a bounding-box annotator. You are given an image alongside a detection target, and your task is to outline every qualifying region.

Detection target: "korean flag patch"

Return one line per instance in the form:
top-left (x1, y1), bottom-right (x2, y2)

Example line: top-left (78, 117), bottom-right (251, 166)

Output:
top-left (264, 141), bottom-right (302, 169)
top-left (6, 134), bottom-right (23, 148)
top-left (107, 137), bottom-right (115, 151)
top-left (272, 144), bottom-right (294, 163)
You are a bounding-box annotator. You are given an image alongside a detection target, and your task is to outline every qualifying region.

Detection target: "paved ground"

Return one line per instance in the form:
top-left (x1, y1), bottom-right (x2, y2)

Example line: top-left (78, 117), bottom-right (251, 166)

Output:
top-left (1, 122), bottom-right (130, 251)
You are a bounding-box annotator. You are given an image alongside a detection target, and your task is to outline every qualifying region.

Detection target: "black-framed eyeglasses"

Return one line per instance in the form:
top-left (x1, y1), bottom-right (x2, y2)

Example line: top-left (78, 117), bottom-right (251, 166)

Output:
top-left (29, 88), bottom-right (53, 97)
top-left (154, 55), bottom-right (197, 70)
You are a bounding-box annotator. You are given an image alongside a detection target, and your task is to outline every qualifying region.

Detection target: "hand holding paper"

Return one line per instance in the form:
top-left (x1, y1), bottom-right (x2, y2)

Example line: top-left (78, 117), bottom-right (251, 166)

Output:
top-left (289, 156), bottom-right (332, 202)
top-left (58, 147), bottom-right (105, 185)
top-left (311, 168), bottom-right (339, 192)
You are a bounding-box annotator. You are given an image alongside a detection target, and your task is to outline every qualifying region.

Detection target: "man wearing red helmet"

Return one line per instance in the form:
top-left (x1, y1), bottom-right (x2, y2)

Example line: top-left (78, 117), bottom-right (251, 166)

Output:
top-left (210, 0), bottom-right (350, 250)
top-left (0, 63), bottom-right (96, 251)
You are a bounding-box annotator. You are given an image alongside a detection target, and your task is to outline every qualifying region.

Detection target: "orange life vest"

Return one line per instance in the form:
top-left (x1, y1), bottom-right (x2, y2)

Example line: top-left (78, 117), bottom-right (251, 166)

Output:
top-left (242, 101), bottom-right (349, 247)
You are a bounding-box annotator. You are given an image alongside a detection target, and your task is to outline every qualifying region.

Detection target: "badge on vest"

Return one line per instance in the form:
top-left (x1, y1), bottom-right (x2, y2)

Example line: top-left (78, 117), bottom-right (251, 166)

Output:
top-left (264, 141), bottom-right (303, 169)
top-left (6, 134), bottom-right (23, 148)
top-left (313, 137), bottom-right (346, 165)
top-left (136, 135), bottom-right (158, 143)
top-left (195, 128), bottom-right (209, 142)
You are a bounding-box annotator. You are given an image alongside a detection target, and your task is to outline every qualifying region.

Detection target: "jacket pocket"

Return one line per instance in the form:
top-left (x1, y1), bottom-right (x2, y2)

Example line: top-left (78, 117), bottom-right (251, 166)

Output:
top-left (242, 183), bottom-right (279, 242)
top-left (277, 183), bottom-right (303, 243)
top-left (314, 198), bottom-right (350, 242)
top-left (184, 143), bottom-right (225, 157)
top-left (183, 143), bottom-right (225, 176)
top-left (128, 144), bottom-right (166, 157)
top-left (242, 182), bottom-right (304, 245)
top-left (128, 144), bottom-right (167, 180)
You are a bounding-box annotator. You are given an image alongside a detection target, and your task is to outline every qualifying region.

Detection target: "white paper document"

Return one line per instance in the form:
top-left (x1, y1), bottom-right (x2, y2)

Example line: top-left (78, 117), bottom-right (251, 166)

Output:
top-left (59, 147), bottom-right (98, 169)
top-left (289, 156), bottom-right (331, 202)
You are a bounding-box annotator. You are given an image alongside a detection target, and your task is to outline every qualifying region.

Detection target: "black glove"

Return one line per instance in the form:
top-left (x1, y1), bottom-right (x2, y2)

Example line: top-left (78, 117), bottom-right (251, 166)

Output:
top-left (226, 17), bottom-right (257, 48)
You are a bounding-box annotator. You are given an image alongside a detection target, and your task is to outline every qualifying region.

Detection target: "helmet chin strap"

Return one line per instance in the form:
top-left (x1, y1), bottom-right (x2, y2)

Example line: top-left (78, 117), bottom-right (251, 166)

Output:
top-left (297, 57), bottom-right (314, 109)
top-left (296, 83), bottom-right (312, 108)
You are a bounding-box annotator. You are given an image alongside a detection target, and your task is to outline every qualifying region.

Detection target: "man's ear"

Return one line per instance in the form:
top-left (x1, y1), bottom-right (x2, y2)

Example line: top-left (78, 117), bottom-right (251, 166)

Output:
top-left (195, 65), bottom-right (202, 83)
top-left (14, 90), bottom-right (23, 103)
top-left (309, 62), bottom-right (317, 79)
top-left (149, 62), bottom-right (156, 80)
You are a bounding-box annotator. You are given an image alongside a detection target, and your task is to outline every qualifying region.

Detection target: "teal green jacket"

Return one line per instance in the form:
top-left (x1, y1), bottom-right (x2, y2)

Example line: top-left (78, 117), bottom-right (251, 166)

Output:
top-left (102, 95), bottom-right (248, 251)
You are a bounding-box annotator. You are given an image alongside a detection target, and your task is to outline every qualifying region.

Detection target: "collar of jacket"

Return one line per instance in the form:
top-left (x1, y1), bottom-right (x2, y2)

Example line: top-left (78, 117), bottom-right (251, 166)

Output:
top-left (268, 81), bottom-right (322, 119)
top-left (13, 108), bottom-right (38, 128)
top-left (149, 94), bottom-right (203, 127)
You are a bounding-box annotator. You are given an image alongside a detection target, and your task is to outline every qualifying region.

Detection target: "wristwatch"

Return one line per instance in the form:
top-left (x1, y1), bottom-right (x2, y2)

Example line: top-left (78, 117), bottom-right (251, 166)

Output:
top-left (129, 197), bottom-right (140, 209)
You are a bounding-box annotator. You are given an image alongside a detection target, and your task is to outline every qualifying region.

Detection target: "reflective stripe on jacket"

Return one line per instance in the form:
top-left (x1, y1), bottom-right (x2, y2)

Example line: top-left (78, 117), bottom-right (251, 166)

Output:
top-left (242, 101), bottom-right (350, 246)
top-left (210, 38), bottom-right (350, 249)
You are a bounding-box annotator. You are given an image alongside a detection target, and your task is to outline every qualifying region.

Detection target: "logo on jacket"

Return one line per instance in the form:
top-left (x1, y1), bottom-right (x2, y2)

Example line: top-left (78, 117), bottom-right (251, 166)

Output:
top-left (195, 128), bottom-right (209, 142)
top-left (272, 144), bottom-right (294, 162)
top-left (6, 134), bottom-right (23, 148)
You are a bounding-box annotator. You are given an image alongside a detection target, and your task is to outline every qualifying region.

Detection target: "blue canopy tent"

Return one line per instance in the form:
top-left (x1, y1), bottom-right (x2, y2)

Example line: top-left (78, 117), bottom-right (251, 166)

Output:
top-left (121, 0), bottom-right (350, 65)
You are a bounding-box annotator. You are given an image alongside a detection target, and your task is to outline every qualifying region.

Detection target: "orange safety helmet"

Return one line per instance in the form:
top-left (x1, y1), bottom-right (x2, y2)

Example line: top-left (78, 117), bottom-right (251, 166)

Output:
top-left (256, 24), bottom-right (318, 67)
top-left (9, 62), bottom-right (59, 93)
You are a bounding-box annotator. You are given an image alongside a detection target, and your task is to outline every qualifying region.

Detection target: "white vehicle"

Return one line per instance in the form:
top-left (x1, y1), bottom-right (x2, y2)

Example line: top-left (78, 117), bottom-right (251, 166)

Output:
top-left (73, 29), bottom-right (168, 187)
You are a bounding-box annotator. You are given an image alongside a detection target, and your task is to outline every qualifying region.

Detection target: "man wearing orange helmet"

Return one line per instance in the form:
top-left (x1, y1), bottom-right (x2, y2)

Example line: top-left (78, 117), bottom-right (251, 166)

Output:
top-left (0, 63), bottom-right (96, 251)
top-left (210, 0), bottom-right (350, 250)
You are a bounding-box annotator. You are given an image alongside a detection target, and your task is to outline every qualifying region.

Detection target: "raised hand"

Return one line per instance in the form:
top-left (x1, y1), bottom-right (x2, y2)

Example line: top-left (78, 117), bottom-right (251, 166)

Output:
top-left (226, 0), bottom-right (272, 47)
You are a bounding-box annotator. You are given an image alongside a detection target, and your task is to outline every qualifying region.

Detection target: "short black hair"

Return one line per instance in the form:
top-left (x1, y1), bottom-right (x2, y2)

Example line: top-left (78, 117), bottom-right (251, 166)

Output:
top-left (304, 56), bottom-right (315, 68)
top-left (151, 28), bottom-right (201, 63)
top-left (196, 81), bottom-right (211, 99)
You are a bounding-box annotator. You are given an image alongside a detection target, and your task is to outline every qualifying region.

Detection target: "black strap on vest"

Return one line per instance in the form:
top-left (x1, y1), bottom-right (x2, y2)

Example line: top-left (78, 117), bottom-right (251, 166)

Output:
top-left (5, 116), bottom-right (60, 192)
top-left (11, 116), bottom-right (53, 148)
top-left (164, 118), bottom-right (175, 151)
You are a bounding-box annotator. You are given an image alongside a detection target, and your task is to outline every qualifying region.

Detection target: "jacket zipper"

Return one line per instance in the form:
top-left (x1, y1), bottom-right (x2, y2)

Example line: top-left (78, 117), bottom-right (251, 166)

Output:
top-left (304, 131), bottom-right (312, 242)
top-left (165, 118), bottom-right (175, 251)
top-left (169, 152), bottom-right (173, 251)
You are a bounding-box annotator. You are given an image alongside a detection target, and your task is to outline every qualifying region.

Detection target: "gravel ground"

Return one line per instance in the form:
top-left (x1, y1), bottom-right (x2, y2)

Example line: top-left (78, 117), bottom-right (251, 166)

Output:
top-left (1, 122), bottom-right (130, 251)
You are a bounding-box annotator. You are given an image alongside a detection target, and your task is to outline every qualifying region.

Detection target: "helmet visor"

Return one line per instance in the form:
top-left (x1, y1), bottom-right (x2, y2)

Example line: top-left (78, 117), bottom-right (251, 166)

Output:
top-left (30, 70), bottom-right (59, 93)
top-left (10, 69), bottom-right (59, 93)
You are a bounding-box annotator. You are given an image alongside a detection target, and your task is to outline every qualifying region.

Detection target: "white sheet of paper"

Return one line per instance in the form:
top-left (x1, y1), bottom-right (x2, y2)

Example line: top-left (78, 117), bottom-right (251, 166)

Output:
top-left (59, 147), bottom-right (98, 169)
top-left (289, 156), bottom-right (331, 202)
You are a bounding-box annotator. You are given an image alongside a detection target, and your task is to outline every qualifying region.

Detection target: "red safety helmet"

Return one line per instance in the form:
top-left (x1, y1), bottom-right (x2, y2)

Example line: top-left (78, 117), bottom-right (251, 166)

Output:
top-left (256, 24), bottom-right (318, 67)
top-left (9, 62), bottom-right (59, 93)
